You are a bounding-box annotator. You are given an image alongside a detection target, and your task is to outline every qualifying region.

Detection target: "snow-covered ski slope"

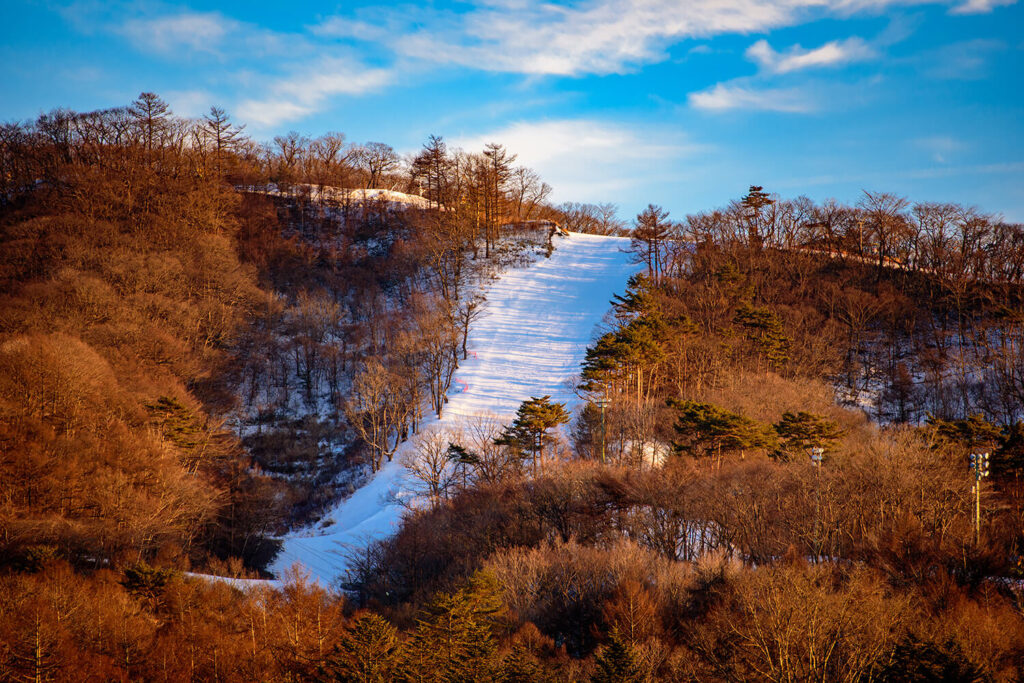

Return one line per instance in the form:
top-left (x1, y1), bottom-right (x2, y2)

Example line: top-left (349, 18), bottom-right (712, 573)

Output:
top-left (271, 232), bottom-right (639, 585)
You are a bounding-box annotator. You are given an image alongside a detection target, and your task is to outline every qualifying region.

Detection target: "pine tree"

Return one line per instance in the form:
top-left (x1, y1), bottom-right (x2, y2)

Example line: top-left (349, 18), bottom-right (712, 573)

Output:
top-left (500, 647), bottom-right (546, 683)
top-left (927, 413), bottom-right (1002, 451)
top-left (319, 612), bottom-right (399, 683)
top-left (495, 396), bottom-right (570, 475)
top-left (580, 274), bottom-right (672, 402)
top-left (733, 302), bottom-right (790, 371)
top-left (668, 399), bottom-right (775, 467)
top-left (741, 184), bottom-right (774, 249)
top-left (411, 135), bottom-right (452, 209)
top-left (396, 571), bottom-right (504, 682)
top-left (631, 204), bottom-right (671, 282)
top-left (772, 411), bottom-right (843, 461)
top-left (447, 442), bottom-right (480, 489)
top-left (590, 630), bottom-right (643, 683)
top-left (876, 636), bottom-right (985, 682)
top-left (121, 562), bottom-right (178, 611)
top-left (995, 421), bottom-right (1024, 479)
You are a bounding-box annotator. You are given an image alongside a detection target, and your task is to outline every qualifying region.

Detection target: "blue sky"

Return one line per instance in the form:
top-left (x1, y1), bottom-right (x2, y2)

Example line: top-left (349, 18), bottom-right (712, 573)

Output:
top-left (3, 0), bottom-right (1023, 221)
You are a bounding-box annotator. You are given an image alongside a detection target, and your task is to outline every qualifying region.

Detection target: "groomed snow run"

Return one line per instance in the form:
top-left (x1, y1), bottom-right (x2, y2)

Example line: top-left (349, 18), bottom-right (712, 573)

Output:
top-left (270, 232), bottom-right (639, 586)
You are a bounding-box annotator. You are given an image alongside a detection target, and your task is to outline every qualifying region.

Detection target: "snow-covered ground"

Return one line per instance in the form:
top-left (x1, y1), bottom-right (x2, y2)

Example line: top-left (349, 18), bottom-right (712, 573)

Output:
top-left (249, 184), bottom-right (434, 209)
top-left (270, 231), bottom-right (639, 585)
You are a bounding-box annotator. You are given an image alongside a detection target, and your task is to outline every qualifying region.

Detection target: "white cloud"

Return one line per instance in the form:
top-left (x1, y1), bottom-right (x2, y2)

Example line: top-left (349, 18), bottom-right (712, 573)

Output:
top-left (315, 0), bottom-right (999, 77)
top-left (913, 135), bottom-right (966, 163)
top-left (688, 83), bottom-right (816, 112)
top-left (236, 58), bottom-right (394, 127)
top-left (110, 7), bottom-right (312, 60)
top-left (163, 89), bottom-right (215, 118)
top-left (452, 119), bottom-right (704, 201)
top-left (746, 37), bottom-right (875, 73)
top-left (950, 0), bottom-right (1016, 14)
top-left (119, 11), bottom-right (235, 55)
top-left (394, 0), bottom-right (809, 76)
top-left (312, 16), bottom-right (392, 42)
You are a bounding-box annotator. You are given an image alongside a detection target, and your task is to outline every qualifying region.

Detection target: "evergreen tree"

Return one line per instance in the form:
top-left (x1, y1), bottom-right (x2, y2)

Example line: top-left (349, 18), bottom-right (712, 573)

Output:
top-left (876, 636), bottom-right (985, 682)
top-left (579, 274), bottom-right (674, 402)
top-left (320, 612), bottom-right (400, 683)
top-left (927, 413), bottom-right (1002, 451)
top-left (396, 571), bottom-right (505, 682)
top-left (927, 414), bottom-right (1024, 480)
top-left (500, 646), bottom-right (546, 683)
top-left (733, 302), bottom-right (790, 371)
top-left (631, 204), bottom-right (671, 282)
top-left (741, 184), bottom-right (774, 249)
top-left (411, 135), bottom-right (452, 209)
top-left (447, 442), bottom-right (480, 489)
top-left (495, 396), bottom-right (570, 475)
top-left (772, 411), bottom-right (843, 461)
top-left (590, 630), bottom-right (643, 683)
top-left (995, 421), bottom-right (1024, 479)
top-left (668, 399), bottom-right (775, 467)
top-left (121, 562), bottom-right (178, 611)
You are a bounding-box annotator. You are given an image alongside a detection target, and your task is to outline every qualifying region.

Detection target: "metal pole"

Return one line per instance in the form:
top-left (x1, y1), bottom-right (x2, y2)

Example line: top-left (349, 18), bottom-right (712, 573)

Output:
top-left (969, 452), bottom-right (990, 545)
top-left (976, 478), bottom-right (981, 544)
top-left (601, 397), bottom-right (606, 465)
top-left (811, 447), bottom-right (824, 561)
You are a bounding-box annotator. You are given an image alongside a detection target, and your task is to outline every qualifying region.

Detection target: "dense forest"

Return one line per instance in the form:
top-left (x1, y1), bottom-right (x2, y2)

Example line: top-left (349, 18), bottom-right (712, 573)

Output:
top-left (2, 94), bottom-right (1024, 681)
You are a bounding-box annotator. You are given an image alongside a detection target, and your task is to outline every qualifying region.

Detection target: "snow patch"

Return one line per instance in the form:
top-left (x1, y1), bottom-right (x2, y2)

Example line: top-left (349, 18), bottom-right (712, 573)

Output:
top-left (270, 232), bottom-right (639, 585)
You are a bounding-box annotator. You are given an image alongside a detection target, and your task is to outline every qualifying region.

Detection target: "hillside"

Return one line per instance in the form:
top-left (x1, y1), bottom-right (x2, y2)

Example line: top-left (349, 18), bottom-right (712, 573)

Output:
top-left (273, 231), bottom-right (639, 583)
top-left (2, 96), bottom-right (1023, 681)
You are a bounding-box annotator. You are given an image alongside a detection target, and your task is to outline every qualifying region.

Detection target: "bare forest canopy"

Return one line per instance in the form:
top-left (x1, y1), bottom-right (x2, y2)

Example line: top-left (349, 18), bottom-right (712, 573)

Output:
top-left (0, 92), bottom-right (564, 576)
top-left (1, 96), bottom-right (1024, 682)
top-left (624, 189), bottom-right (1024, 425)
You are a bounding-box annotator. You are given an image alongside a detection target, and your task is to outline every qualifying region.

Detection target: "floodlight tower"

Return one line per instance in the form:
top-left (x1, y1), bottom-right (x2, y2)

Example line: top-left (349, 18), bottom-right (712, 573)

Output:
top-left (810, 446), bottom-right (824, 560)
top-left (969, 452), bottom-right (990, 544)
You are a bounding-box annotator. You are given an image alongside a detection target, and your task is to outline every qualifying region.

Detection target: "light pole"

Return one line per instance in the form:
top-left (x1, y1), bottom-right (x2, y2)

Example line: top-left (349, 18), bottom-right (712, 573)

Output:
top-left (969, 452), bottom-right (990, 544)
top-left (596, 394), bottom-right (609, 465)
top-left (810, 446), bottom-right (824, 561)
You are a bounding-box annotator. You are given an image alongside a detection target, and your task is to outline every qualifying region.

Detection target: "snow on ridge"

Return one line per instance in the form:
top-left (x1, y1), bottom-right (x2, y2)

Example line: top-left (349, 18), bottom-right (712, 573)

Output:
top-left (248, 183), bottom-right (434, 209)
top-left (270, 231), bottom-right (640, 587)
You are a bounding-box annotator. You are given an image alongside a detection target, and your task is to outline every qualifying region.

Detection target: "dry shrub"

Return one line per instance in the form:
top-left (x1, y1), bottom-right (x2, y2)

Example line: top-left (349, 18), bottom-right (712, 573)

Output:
top-left (691, 564), bottom-right (915, 683)
top-left (926, 586), bottom-right (1024, 681)
top-left (0, 333), bottom-right (122, 435)
top-left (485, 538), bottom-right (692, 655)
top-left (0, 333), bottom-right (221, 564)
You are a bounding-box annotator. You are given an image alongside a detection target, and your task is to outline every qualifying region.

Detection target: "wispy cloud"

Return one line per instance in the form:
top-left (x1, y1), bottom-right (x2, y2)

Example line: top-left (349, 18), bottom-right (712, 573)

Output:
top-left (63, 4), bottom-right (394, 126)
top-left (163, 89), bottom-right (216, 118)
top-left (318, 0), bottom-right (929, 77)
top-left (746, 37), bottom-right (875, 73)
top-left (950, 0), bottom-right (1017, 15)
top-left (62, 4), bottom-right (314, 60)
top-left (688, 83), bottom-right (816, 113)
top-left (236, 58), bottom-right (394, 127)
top-left (923, 38), bottom-right (1006, 78)
top-left (776, 161), bottom-right (1024, 189)
top-left (311, 0), bottom-right (1016, 77)
top-left (912, 135), bottom-right (967, 163)
top-left (395, 0), bottom-right (802, 76)
top-left (452, 119), bottom-right (705, 201)
top-left (118, 11), bottom-right (236, 56)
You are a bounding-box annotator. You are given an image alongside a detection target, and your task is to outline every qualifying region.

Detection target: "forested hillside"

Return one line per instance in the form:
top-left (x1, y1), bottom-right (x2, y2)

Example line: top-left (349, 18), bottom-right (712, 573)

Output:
top-left (340, 192), bottom-right (1024, 680)
top-left (2, 95), bottom-right (1024, 681)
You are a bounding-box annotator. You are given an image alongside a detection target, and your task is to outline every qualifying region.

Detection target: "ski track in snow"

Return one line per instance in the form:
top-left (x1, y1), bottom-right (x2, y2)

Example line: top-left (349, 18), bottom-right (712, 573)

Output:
top-left (270, 232), bottom-right (639, 586)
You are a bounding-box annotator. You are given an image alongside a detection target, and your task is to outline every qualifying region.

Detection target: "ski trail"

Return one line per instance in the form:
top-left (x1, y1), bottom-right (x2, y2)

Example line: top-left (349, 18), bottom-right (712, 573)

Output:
top-left (271, 232), bottom-right (638, 585)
